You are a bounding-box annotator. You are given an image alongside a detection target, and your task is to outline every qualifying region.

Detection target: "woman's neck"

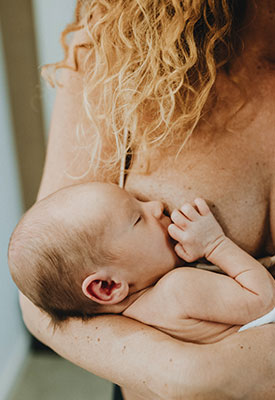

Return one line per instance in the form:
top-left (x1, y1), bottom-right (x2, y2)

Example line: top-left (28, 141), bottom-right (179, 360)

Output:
top-left (241, 1), bottom-right (275, 63)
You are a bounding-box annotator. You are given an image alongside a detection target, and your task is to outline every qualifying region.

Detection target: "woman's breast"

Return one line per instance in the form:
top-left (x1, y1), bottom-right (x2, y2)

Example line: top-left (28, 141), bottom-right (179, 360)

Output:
top-left (125, 134), bottom-right (272, 257)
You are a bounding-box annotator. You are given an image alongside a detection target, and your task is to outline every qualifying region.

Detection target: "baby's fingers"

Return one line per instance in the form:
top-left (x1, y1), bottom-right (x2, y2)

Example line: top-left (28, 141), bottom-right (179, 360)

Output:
top-left (174, 243), bottom-right (189, 260)
top-left (171, 209), bottom-right (189, 228)
top-left (194, 198), bottom-right (210, 216)
top-left (168, 223), bottom-right (185, 242)
top-left (180, 203), bottom-right (199, 221)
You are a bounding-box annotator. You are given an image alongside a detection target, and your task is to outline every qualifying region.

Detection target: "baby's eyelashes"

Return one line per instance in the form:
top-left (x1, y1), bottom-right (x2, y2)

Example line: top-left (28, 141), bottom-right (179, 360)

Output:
top-left (134, 216), bottom-right (142, 226)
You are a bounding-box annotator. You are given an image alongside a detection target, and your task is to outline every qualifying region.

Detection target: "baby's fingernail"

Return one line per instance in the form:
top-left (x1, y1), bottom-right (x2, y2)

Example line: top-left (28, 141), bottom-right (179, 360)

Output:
top-left (168, 224), bottom-right (176, 233)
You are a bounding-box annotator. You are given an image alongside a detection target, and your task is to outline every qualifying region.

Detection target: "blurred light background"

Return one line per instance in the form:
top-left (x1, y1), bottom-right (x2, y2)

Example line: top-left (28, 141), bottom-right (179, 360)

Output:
top-left (0, 1), bottom-right (113, 399)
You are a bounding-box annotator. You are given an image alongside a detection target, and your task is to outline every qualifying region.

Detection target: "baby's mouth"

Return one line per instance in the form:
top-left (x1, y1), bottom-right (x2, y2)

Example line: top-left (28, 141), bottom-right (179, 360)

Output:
top-left (160, 213), bottom-right (172, 230)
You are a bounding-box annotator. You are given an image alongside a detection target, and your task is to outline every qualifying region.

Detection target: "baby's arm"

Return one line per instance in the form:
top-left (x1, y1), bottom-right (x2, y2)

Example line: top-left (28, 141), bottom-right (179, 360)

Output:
top-left (168, 199), bottom-right (275, 324)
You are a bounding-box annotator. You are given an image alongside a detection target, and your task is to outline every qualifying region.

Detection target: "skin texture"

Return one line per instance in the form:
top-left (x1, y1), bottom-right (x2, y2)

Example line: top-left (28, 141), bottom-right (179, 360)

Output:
top-left (98, 184), bottom-right (179, 291)
top-left (14, 183), bottom-right (274, 343)
top-left (123, 200), bottom-right (275, 344)
top-left (19, 1), bottom-right (275, 399)
top-left (80, 183), bottom-right (180, 307)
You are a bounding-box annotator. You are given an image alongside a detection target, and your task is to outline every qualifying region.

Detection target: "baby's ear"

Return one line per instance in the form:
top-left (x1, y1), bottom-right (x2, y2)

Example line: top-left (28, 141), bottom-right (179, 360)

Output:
top-left (81, 272), bottom-right (129, 305)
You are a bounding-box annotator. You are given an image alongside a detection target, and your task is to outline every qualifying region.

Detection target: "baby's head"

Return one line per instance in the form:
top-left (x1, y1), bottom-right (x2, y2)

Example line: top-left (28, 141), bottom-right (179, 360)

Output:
top-left (9, 182), bottom-right (179, 324)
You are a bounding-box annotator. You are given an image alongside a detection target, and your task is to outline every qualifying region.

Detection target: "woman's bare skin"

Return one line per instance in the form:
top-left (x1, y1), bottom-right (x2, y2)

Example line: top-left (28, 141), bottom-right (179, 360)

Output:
top-left (20, 1), bottom-right (275, 399)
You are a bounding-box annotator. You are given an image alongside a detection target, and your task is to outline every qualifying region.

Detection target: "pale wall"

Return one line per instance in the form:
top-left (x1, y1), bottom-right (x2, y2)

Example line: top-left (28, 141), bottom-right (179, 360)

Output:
top-left (0, 2), bottom-right (76, 398)
top-left (32, 0), bottom-right (76, 134)
top-left (0, 24), bottom-right (30, 400)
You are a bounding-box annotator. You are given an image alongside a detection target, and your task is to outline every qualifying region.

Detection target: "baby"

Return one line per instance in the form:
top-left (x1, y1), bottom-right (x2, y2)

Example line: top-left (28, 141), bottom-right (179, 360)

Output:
top-left (9, 182), bottom-right (275, 343)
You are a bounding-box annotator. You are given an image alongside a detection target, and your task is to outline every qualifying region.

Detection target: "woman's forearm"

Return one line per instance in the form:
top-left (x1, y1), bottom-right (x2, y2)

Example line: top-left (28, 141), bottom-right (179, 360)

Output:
top-left (20, 293), bottom-right (275, 400)
top-left (20, 293), bottom-right (204, 399)
top-left (205, 326), bottom-right (275, 400)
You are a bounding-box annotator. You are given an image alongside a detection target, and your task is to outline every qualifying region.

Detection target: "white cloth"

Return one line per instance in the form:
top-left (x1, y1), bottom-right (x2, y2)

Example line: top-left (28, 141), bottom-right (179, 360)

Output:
top-left (238, 307), bottom-right (275, 332)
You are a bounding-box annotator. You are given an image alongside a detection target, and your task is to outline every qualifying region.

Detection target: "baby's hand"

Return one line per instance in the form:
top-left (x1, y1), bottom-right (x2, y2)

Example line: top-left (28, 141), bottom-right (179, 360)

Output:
top-left (168, 198), bottom-right (225, 263)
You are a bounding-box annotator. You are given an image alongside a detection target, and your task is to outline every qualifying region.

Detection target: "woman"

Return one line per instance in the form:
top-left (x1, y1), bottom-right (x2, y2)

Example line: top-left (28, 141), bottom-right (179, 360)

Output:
top-left (20, 1), bottom-right (275, 399)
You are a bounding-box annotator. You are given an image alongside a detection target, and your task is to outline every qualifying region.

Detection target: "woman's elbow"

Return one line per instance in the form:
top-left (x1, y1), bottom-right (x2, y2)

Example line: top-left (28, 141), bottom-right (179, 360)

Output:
top-left (19, 292), bottom-right (52, 340)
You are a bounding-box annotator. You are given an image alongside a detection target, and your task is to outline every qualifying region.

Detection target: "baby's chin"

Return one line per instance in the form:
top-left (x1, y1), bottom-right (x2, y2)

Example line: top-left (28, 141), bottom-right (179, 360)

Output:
top-left (166, 238), bottom-right (182, 267)
top-left (175, 256), bottom-right (184, 267)
top-left (173, 251), bottom-right (183, 267)
top-left (166, 236), bottom-right (185, 267)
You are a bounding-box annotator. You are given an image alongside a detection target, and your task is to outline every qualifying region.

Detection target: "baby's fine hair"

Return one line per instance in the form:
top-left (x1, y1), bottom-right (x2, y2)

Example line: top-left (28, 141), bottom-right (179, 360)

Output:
top-left (8, 186), bottom-right (114, 325)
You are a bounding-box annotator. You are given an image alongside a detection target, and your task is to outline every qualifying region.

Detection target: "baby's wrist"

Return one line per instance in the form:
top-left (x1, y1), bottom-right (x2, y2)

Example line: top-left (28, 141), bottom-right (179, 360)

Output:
top-left (205, 234), bottom-right (229, 262)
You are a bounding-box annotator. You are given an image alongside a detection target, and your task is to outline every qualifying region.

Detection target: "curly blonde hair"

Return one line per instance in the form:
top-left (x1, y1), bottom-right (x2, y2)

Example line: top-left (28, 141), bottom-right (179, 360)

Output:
top-left (44, 0), bottom-right (246, 180)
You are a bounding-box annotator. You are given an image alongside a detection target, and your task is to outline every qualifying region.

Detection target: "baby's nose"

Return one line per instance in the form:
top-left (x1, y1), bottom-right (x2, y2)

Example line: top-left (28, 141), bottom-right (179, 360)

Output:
top-left (149, 201), bottom-right (164, 219)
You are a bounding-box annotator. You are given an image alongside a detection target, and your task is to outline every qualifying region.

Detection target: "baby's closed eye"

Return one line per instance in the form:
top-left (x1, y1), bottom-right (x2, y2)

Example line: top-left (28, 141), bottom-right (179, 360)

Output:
top-left (134, 216), bottom-right (142, 225)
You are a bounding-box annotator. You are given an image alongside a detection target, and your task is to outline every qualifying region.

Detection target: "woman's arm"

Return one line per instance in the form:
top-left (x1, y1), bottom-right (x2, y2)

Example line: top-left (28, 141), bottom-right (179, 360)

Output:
top-left (20, 293), bottom-right (275, 400)
top-left (19, 31), bottom-right (275, 400)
